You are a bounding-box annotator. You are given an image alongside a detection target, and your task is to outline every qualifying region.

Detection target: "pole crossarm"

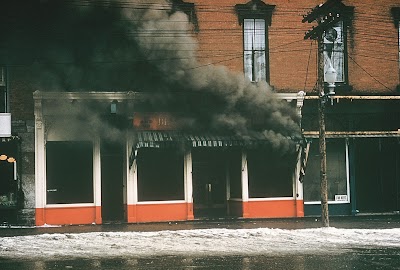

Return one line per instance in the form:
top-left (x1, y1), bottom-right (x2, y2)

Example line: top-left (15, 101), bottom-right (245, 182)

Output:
top-left (302, 0), bottom-right (353, 40)
top-left (302, 0), bottom-right (342, 23)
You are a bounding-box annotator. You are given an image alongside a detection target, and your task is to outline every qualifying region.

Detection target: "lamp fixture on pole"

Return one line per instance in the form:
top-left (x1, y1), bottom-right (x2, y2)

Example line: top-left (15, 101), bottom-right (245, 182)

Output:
top-left (325, 65), bottom-right (337, 96)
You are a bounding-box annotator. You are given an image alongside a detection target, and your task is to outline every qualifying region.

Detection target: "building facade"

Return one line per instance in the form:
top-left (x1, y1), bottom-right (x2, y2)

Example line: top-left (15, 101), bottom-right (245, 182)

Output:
top-left (0, 0), bottom-right (399, 226)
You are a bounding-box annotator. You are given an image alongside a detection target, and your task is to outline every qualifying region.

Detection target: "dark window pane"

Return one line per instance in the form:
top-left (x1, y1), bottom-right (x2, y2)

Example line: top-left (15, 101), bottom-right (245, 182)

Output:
top-left (303, 139), bottom-right (347, 202)
top-left (248, 149), bottom-right (294, 198)
top-left (46, 141), bottom-right (93, 204)
top-left (137, 148), bottom-right (184, 201)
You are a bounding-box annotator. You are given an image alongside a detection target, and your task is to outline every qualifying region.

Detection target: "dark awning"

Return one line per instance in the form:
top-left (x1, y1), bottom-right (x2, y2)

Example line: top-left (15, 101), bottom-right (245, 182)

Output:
top-left (133, 131), bottom-right (273, 150)
top-left (129, 131), bottom-right (295, 167)
top-left (135, 131), bottom-right (180, 149)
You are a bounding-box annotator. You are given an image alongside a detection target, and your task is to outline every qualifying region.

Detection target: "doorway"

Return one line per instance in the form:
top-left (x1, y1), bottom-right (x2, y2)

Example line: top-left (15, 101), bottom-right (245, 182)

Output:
top-left (355, 138), bottom-right (400, 213)
top-left (192, 149), bottom-right (228, 218)
top-left (101, 141), bottom-right (125, 222)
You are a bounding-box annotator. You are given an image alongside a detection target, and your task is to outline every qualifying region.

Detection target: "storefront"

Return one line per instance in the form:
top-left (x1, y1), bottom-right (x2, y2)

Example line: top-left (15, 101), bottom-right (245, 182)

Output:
top-left (34, 91), bottom-right (306, 226)
top-left (302, 97), bottom-right (400, 216)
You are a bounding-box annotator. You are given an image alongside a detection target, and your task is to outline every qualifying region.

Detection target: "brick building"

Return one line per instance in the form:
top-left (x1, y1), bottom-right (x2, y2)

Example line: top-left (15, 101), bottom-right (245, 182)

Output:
top-left (0, 0), bottom-right (399, 226)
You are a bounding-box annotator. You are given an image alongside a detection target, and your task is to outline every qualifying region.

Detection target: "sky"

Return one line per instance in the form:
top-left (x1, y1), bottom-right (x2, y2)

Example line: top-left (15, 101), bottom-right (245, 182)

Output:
top-left (1, 227), bottom-right (400, 259)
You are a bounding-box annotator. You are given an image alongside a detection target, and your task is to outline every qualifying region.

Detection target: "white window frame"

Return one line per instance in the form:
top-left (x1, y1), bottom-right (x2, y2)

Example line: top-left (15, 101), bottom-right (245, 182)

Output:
top-left (243, 19), bottom-right (267, 82)
top-left (304, 139), bottom-right (350, 205)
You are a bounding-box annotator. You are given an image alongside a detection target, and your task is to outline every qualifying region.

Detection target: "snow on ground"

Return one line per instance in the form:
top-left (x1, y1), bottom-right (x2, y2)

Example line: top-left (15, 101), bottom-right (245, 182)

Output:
top-left (1, 227), bottom-right (400, 259)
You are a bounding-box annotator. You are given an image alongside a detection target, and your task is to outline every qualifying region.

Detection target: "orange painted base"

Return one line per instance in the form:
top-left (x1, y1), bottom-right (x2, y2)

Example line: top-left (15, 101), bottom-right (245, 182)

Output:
top-left (35, 206), bottom-right (101, 226)
top-left (244, 199), bottom-right (304, 218)
top-left (127, 202), bottom-right (193, 223)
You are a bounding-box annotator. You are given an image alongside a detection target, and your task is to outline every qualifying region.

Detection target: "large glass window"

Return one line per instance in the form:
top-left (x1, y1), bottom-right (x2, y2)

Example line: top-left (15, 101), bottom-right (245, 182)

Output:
top-left (247, 149), bottom-right (294, 198)
top-left (323, 21), bottom-right (345, 83)
top-left (46, 141), bottom-right (93, 204)
top-left (244, 19), bottom-right (267, 82)
top-left (137, 148), bottom-right (184, 201)
top-left (303, 139), bottom-right (348, 202)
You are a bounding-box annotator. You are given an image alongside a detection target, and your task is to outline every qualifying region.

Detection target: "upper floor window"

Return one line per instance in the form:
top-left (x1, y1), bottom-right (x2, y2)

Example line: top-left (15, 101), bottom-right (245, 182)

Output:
top-left (392, 8), bottom-right (400, 79)
top-left (235, 0), bottom-right (275, 83)
top-left (323, 21), bottom-right (345, 83)
top-left (244, 19), bottom-right (266, 82)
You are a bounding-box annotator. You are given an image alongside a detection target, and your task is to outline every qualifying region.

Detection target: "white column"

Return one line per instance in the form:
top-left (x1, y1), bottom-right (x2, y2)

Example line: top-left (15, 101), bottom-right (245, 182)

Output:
top-left (294, 145), bottom-right (304, 200)
top-left (93, 137), bottom-right (101, 208)
top-left (184, 150), bottom-right (193, 204)
top-left (127, 137), bottom-right (137, 205)
top-left (241, 151), bottom-right (249, 202)
top-left (34, 98), bottom-right (46, 210)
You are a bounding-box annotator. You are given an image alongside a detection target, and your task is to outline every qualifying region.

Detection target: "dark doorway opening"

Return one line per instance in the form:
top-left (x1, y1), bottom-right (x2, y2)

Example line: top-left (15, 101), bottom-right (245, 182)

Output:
top-left (192, 149), bottom-right (228, 218)
top-left (101, 141), bottom-right (124, 222)
top-left (355, 138), bottom-right (400, 213)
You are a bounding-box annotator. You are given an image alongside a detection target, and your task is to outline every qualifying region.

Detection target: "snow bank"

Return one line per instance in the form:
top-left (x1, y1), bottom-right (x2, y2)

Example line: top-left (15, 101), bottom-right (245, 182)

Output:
top-left (1, 227), bottom-right (400, 259)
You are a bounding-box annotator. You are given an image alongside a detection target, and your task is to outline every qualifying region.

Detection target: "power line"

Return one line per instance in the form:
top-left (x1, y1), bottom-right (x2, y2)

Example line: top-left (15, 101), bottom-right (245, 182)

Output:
top-left (348, 54), bottom-right (393, 91)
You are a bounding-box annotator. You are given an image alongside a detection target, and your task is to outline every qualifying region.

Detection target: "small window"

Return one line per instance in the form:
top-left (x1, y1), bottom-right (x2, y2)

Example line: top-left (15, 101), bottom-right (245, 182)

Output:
top-left (303, 139), bottom-right (348, 203)
top-left (247, 149), bottom-right (294, 198)
top-left (46, 141), bottom-right (93, 204)
top-left (137, 148), bottom-right (184, 201)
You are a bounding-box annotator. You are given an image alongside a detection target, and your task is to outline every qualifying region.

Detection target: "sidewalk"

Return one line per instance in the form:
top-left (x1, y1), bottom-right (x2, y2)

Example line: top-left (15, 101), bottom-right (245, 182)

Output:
top-left (1, 214), bottom-right (400, 237)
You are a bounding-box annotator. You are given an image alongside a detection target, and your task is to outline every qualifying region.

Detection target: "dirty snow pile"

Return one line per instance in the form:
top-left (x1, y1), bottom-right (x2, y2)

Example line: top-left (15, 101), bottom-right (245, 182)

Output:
top-left (1, 227), bottom-right (400, 259)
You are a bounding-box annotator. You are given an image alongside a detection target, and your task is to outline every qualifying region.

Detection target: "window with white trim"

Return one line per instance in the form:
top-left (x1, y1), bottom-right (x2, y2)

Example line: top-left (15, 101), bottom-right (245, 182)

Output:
top-left (235, 1), bottom-right (275, 83)
top-left (244, 19), bottom-right (267, 82)
top-left (303, 139), bottom-right (349, 203)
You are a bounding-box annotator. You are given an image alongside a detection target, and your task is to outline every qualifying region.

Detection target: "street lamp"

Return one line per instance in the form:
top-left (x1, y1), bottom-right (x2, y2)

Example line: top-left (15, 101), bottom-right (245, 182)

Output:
top-left (325, 65), bottom-right (337, 96)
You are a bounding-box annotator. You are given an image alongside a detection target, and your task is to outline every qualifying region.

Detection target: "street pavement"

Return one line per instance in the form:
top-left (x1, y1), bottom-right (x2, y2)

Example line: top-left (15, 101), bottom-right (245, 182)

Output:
top-left (1, 214), bottom-right (400, 237)
top-left (1, 215), bottom-right (400, 269)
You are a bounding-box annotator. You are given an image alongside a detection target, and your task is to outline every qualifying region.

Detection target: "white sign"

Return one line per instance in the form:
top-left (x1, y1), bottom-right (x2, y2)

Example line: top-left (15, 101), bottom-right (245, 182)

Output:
top-left (335, 195), bottom-right (348, 201)
top-left (0, 113), bottom-right (11, 137)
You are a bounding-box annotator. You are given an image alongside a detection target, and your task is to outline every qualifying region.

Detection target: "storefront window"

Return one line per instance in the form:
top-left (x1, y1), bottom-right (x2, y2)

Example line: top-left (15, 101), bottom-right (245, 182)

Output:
top-left (303, 139), bottom-right (348, 202)
top-left (0, 139), bottom-right (18, 208)
top-left (46, 141), bottom-right (93, 204)
top-left (137, 148), bottom-right (184, 201)
top-left (247, 149), bottom-right (295, 198)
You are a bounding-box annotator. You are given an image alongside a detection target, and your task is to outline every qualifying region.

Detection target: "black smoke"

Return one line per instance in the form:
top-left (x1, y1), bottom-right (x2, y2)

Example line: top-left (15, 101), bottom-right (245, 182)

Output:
top-left (1, 0), bottom-right (301, 152)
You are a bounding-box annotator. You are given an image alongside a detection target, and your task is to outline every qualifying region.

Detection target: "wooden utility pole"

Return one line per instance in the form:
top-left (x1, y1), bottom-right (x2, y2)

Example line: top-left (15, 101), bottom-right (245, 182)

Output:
top-left (302, 0), bottom-right (344, 227)
top-left (317, 36), bottom-right (329, 227)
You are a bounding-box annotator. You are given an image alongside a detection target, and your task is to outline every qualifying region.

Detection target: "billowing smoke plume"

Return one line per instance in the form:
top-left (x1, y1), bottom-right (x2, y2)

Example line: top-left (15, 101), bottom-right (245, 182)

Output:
top-left (2, 0), bottom-right (301, 152)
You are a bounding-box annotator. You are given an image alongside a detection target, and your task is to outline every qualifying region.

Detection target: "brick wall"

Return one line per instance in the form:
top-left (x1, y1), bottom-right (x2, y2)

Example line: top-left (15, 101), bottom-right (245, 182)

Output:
top-left (193, 0), bottom-right (399, 94)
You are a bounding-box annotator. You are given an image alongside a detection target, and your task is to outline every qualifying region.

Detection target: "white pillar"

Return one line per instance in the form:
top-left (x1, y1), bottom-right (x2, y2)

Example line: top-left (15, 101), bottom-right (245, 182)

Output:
top-left (184, 150), bottom-right (193, 204)
top-left (127, 138), bottom-right (137, 205)
top-left (93, 137), bottom-right (101, 208)
top-left (34, 98), bottom-right (46, 210)
top-left (241, 151), bottom-right (249, 202)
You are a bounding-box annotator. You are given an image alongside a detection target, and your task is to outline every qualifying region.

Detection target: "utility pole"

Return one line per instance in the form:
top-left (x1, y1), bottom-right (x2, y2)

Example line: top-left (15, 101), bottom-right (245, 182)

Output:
top-left (302, 0), bottom-right (342, 227)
